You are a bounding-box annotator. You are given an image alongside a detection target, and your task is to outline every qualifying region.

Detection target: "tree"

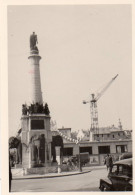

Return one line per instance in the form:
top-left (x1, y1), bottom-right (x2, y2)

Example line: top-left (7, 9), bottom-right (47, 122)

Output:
top-left (71, 131), bottom-right (78, 139)
top-left (9, 137), bottom-right (22, 164)
top-left (50, 120), bottom-right (57, 131)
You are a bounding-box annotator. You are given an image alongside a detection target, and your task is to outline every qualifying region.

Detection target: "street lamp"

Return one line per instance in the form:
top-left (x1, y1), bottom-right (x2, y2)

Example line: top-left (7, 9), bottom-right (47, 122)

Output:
top-left (78, 141), bottom-right (82, 172)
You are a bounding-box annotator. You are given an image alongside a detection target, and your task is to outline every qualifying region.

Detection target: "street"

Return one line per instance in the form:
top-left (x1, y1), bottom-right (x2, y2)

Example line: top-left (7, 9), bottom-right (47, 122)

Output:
top-left (11, 167), bottom-right (108, 192)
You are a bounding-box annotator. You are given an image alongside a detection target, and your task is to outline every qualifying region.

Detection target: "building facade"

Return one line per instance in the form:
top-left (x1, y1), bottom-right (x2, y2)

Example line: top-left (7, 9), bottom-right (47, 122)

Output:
top-left (55, 127), bottom-right (132, 165)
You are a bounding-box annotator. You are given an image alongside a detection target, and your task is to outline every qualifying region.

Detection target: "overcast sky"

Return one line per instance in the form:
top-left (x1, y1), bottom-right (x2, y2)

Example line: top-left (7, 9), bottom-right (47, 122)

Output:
top-left (8, 4), bottom-right (132, 137)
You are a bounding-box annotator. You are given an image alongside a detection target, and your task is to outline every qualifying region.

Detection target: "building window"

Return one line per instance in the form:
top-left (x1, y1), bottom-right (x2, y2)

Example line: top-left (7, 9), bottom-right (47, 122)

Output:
top-left (102, 134), bottom-right (103, 137)
top-left (98, 146), bottom-right (110, 154)
top-left (112, 135), bottom-right (114, 138)
top-left (118, 133), bottom-right (120, 136)
top-left (80, 147), bottom-right (92, 154)
top-left (107, 134), bottom-right (109, 137)
top-left (63, 148), bottom-right (73, 156)
top-left (116, 145), bottom-right (127, 153)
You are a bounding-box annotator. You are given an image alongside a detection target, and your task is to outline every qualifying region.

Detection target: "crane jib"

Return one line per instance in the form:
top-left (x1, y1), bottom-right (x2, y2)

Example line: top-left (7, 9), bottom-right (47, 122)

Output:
top-left (113, 74), bottom-right (118, 80)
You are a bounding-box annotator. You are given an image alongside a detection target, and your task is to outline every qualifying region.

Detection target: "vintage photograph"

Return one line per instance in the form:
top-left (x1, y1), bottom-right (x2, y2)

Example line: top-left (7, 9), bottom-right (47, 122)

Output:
top-left (6, 3), bottom-right (133, 192)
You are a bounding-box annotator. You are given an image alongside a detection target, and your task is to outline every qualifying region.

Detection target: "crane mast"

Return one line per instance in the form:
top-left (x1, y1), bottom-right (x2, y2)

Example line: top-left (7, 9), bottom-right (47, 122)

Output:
top-left (90, 94), bottom-right (99, 134)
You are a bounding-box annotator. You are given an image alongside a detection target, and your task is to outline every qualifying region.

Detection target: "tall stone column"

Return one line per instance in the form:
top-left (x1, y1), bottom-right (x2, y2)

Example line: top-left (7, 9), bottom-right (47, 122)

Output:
top-left (21, 33), bottom-right (52, 173)
top-left (28, 54), bottom-right (43, 104)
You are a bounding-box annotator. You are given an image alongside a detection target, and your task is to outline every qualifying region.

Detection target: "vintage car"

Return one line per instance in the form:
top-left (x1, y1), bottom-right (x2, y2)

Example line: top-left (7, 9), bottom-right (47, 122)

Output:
top-left (99, 158), bottom-right (132, 191)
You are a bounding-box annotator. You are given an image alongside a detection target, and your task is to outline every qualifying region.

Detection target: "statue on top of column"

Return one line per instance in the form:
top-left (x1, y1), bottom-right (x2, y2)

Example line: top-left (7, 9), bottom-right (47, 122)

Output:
top-left (30, 32), bottom-right (38, 53)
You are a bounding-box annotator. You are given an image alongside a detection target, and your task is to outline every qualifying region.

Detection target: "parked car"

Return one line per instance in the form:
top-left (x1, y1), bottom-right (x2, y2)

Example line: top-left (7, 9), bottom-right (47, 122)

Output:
top-left (99, 158), bottom-right (132, 191)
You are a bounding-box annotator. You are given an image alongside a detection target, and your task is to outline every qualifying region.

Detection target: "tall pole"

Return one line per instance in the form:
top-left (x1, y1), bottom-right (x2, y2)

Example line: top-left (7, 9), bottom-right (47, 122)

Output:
top-left (78, 142), bottom-right (82, 172)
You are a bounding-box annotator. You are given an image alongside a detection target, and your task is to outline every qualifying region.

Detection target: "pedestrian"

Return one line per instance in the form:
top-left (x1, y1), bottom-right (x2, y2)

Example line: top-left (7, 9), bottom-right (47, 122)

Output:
top-left (108, 154), bottom-right (113, 173)
top-left (80, 162), bottom-right (83, 172)
top-left (104, 154), bottom-right (113, 173)
top-left (104, 154), bottom-right (109, 170)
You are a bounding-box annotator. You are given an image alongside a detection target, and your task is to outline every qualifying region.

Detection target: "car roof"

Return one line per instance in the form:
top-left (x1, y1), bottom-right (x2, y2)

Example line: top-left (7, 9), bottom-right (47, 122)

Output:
top-left (120, 153), bottom-right (132, 160)
top-left (114, 158), bottom-right (132, 166)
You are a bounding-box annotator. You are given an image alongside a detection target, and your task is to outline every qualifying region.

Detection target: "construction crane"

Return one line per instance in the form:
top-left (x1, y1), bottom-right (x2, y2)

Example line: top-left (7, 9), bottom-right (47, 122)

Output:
top-left (83, 74), bottom-right (118, 136)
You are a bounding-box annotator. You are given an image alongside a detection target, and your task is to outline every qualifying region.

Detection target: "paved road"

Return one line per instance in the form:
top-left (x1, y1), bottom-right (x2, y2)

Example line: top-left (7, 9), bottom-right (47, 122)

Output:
top-left (11, 167), bottom-right (108, 192)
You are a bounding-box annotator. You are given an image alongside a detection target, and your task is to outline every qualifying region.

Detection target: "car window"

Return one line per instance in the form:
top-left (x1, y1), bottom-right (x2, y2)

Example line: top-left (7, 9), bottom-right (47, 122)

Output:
top-left (111, 165), bottom-right (123, 175)
top-left (123, 165), bottom-right (132, 177)
top-left (123, 166), bottom-right (128, 175)
top-left (118, 165), bottom-right (123, 175)
top-left (117, 165), bottom-right (132, 177)
top-left (111, 165), bottom-right (118, 174)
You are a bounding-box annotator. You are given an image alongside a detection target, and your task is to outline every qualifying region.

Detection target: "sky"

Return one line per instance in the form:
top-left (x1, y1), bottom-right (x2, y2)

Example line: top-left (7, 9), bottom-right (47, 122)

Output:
top-left (8, 4), bottom-right (132, 137)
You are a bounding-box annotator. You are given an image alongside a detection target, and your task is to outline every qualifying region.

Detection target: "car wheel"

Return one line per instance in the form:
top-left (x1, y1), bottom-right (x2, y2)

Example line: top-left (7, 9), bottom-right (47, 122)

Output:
top-left (100, 184), bottom-right (105, 191)
top-left (100, 184), bottom-right (111, 191)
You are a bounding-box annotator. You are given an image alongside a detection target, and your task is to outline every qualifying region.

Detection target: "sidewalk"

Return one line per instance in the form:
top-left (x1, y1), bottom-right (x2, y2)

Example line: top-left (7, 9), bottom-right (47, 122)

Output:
top-left (13, 165), bottom-right (106, 180)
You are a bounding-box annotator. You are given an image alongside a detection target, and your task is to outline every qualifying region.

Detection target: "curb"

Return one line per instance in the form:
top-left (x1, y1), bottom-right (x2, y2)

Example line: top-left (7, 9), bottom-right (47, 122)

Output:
top-left (13, 170), bottom-right (91, 180)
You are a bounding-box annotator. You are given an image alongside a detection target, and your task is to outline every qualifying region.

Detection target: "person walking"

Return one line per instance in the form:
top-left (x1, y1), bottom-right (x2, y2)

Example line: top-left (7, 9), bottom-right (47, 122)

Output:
top-left (108, 154), bottom-right (113, 173)
top-left (104, 154), bottom-right (113, 173)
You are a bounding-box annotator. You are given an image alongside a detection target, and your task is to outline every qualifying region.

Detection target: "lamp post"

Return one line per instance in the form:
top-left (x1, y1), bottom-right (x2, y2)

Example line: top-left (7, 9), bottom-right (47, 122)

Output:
top-left (78, 142), bottom-right (82, 172)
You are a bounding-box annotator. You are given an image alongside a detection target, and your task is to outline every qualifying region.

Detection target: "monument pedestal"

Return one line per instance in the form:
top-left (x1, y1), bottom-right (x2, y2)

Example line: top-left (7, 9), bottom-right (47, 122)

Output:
top-left (21, 114), bottom-right (52, 169)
